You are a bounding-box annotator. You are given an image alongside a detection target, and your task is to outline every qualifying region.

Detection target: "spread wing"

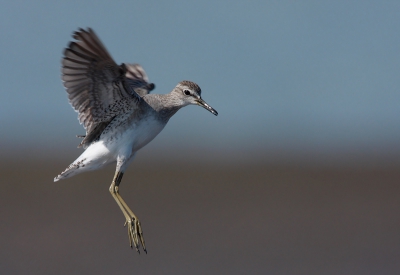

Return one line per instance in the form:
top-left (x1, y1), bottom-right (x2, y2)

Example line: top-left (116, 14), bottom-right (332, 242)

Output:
top-left (61, 28), bottom-right (155, 148)
top-left (124, 63), bottom-right (155, 97)
top-left (62, 28), bottom-right (154, 133)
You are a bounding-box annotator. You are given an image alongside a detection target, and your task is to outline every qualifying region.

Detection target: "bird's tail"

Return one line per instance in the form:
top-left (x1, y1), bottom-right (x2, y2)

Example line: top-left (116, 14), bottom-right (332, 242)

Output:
top-left (54, 158), bottom-right (88, 182)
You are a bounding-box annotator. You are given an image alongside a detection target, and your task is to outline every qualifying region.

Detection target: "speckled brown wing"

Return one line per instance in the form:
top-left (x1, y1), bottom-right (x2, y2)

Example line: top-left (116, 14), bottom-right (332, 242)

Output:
top-left (62, 28), bottom-right (154, 133)
top-left (62, 28), bottom-right (155, 147)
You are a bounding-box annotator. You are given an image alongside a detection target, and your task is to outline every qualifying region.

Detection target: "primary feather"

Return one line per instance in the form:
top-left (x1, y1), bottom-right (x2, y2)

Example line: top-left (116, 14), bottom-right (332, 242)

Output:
top-left (61, 28), bottom-right (155, 147)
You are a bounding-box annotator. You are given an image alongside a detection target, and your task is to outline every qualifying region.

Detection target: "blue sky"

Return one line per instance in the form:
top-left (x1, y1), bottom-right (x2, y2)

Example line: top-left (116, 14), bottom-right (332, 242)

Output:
top-left (1, 1), bottom-right (399, 159)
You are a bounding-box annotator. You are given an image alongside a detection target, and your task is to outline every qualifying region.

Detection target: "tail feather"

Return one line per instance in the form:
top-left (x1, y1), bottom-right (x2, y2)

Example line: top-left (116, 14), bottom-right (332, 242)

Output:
top-left (54, 158), bottom-right (87, 182)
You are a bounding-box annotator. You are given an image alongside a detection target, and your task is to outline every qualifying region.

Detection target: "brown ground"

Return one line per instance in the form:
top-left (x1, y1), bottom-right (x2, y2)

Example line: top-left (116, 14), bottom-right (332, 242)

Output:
top-left (1, 154), bottom-right (399, 274)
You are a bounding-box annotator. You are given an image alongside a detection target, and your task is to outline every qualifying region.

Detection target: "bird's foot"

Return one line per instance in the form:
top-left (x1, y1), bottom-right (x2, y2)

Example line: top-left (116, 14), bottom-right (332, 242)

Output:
top-left (124, 218), bottom-right (147, 254)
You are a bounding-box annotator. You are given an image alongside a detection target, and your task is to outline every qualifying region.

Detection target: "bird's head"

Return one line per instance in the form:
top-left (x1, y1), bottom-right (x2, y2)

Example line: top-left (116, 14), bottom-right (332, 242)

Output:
top-left (172, 81), bottom-right (218, 116)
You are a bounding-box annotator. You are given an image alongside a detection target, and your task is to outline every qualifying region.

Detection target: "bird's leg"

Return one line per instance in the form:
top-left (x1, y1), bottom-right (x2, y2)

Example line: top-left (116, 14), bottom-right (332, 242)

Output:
top-left (109, 171), bottom-right (146, 253)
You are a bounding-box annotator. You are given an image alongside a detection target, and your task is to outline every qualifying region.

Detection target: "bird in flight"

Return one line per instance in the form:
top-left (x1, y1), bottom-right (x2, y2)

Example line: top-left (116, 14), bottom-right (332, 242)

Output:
top-left (54, 28), bottom-right (218, 253)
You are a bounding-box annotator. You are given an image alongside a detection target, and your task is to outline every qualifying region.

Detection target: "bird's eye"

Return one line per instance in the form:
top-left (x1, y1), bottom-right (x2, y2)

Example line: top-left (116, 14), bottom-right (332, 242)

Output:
top-left (184, 90), bottom-right (191, 96)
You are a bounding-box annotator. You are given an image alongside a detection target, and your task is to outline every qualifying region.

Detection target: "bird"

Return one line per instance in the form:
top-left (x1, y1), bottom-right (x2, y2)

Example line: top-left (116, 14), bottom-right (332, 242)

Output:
top-left (54, 28), bottom-right (218, 253)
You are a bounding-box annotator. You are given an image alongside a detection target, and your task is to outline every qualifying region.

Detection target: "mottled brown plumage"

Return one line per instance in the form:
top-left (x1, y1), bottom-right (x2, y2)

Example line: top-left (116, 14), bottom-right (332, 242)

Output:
top-left (62, 28), bottom-right (154, 147)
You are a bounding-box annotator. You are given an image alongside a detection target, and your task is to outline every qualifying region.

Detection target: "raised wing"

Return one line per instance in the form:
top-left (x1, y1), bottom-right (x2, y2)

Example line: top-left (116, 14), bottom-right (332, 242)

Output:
top-left (125, 63), bottom-right (155, 97)
top-left (62, 28), bottom-right (154, 133)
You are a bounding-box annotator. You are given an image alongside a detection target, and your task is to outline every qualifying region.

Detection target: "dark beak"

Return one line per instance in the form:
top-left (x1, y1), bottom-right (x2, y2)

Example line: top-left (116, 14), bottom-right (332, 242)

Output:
top-left (196, 98), bottom-right (218, 116)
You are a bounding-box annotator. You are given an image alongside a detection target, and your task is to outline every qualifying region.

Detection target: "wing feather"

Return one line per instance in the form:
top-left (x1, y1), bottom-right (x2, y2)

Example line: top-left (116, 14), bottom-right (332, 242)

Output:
top-left (62, 28), bottom-right (140, 132)
top-left (63, 67), bottom-right (87, 75)
top-left (61, 28), bottom-right (156, 148)
top-left (62, 57), bottom-right (89, 68)
top-left (124, 63), bottom-right (155, 96)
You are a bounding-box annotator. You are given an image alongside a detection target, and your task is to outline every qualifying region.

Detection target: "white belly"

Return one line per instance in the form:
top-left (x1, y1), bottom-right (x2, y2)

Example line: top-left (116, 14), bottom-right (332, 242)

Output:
top-left (72, 117), bottom-right (165, 171)
top-left (122, 116), bottom-right (166, 154)
top-left (55, 115), bottom-right (166, 181)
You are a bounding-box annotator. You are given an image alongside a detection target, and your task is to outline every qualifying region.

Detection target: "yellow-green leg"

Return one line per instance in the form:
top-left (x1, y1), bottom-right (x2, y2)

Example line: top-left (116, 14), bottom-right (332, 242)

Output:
top-left (109, 171), bottom-right (146, 253)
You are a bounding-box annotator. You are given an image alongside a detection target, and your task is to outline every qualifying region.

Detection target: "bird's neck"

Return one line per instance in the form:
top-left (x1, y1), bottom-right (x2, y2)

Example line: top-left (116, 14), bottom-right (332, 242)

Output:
top-left (144, 93), bottom-right (183, 122)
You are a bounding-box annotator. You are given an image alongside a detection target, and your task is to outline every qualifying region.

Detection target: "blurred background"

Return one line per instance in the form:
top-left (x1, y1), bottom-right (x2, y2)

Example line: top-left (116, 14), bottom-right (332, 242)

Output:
top-left (1, 1), bottom-right (399, 274)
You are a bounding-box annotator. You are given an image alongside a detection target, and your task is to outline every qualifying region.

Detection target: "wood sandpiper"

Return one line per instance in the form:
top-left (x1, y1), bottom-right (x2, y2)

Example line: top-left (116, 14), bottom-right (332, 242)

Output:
top-left (54, 28), bottom-right (218, 253)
